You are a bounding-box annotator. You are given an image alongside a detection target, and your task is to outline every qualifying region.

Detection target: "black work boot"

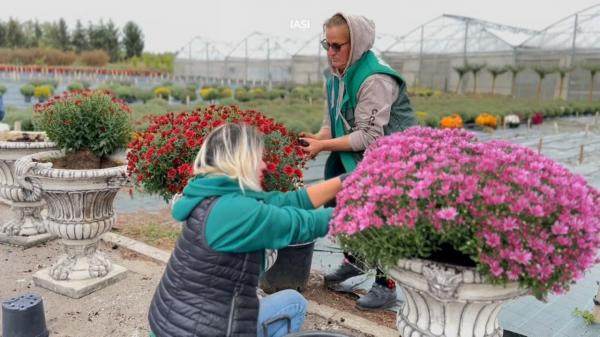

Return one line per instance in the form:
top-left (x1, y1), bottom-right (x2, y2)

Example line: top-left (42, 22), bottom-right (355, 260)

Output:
top-left (356, 283), bottom-right (397, 311)
top-left (324, 262), bottom-right (362, 290)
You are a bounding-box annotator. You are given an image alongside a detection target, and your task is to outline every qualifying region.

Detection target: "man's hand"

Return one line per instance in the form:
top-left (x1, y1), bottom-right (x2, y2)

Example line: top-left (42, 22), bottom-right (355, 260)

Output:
top-left (300, 137), bottom-right (323, 159)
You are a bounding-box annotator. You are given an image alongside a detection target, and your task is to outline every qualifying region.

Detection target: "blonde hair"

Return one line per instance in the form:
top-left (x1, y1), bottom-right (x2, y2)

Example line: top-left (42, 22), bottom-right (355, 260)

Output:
top-left (193, 124), bottom-right (264, 192)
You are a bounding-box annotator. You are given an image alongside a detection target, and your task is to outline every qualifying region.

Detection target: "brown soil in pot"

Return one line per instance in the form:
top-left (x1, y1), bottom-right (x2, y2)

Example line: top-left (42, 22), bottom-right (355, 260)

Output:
top-left (49, 149), bottom-right (123, 170)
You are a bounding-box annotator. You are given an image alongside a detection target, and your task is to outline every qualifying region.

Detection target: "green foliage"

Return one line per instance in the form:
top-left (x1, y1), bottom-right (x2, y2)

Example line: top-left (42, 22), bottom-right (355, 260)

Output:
top-left (114, 85), bottom-right (136, 102)
top-left (30, 79), bottom-right (58, 89)
top-left (573, 308), bottom-right (595, 325)
top-left (34, 90), bottom-right (132, 157)
top-left (141, 52), bottom-right (174, 73)
top-left (122, 22), bottom-right (144, 59)
top-left (45, 18), bottom-right (70, 51)
top-left (132, 88), bottom-right (154, 103)
top-left (3, 106), bottom-right (36, 131)
top-left (234, 88), bottom-right (251, 102)
top-left (267, 89), bottom-right (286, 100)
top-left (71, 20), bottom-right (88, 53)
top-left (487, 66), bottom-right (508, 77)
top-left (20, 84), bottom-right (35, 97)
top-left (291, 87), bottom-right (310, 100)
top-left (0, 84), bottom-right (6, 96)
top-left (171, 86), bottom-right (197, 102)
top-left (249, 87), bottom-right (266, 100)
top-left (67, 82), bottom-right (84, 91)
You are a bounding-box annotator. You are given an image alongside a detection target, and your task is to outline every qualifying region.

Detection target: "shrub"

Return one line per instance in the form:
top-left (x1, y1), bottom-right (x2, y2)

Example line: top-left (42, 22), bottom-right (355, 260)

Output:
top-left (34, 90), bottom-right (132, 157)
top-left (78, 50), bottom-right (110, 67)
top-left (0, 85), bottom-right (6, 96)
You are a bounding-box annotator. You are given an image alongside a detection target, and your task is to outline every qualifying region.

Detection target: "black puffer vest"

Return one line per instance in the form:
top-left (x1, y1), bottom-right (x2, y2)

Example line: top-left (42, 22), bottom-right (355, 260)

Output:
top-left (148, 197), bottom-right (262, 337)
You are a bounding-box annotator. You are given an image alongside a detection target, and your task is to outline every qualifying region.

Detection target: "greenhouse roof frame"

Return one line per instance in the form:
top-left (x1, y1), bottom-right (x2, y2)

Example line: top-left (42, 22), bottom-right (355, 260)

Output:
top-left (384, 14), bottom-right (540, 55)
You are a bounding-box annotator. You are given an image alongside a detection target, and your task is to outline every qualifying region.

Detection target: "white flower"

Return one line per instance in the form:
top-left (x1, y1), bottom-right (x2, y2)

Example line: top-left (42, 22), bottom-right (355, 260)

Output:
top-left (505, 114), bottom-right (520, 124)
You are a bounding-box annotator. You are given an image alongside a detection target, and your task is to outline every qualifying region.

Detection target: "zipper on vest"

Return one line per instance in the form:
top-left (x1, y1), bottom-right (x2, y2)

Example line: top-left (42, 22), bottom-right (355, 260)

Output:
top-left (225, 293), bottom-right (237, 337)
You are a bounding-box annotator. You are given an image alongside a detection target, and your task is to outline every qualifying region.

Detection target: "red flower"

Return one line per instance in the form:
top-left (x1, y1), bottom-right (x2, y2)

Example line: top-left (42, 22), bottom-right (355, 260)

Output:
top-left (283, 165), bottom-right (294, 176)
top-left (211, 119), bottom-right (225, 128)
top-left (167, 168), bottom-right (177, 179)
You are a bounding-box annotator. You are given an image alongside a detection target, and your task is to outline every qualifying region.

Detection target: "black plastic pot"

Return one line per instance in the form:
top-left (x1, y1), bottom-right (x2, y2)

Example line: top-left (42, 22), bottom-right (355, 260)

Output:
top-left (2, 293), bottom-right (48, 337)
top-left (260, 241), bottom-right (315, 293)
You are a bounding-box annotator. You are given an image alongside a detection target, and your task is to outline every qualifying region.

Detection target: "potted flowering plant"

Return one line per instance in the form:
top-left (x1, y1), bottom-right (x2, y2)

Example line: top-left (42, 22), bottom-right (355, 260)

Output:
top-left (14, 89), bottom-right (132, 297)
top-left (440, 113), bottom-right (463, 128)
top-left (504, 113), bottom-right (520, 128)
top-left (331, 127), bottom-right (600, 337)
top-left (531, 111), bottom-right (544, 125)
top-left (127, 105), bottom-right (306, 201)
top-left (128, 105), bottom-right (309, 291)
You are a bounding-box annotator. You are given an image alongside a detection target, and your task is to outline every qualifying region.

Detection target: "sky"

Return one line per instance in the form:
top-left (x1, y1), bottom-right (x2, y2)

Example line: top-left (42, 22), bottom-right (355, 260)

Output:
top-left (4, 0), bottom-right (599, 55)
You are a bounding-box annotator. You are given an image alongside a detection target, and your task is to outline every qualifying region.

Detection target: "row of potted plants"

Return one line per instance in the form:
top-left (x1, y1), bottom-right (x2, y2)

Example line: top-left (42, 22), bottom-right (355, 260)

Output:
top-left (0, 64), bottom-right (167, 77)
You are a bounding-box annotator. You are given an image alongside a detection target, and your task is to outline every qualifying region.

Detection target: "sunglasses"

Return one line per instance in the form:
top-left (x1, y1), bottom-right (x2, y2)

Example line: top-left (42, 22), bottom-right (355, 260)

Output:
top-left (320, 39), bottom-right (349, 52)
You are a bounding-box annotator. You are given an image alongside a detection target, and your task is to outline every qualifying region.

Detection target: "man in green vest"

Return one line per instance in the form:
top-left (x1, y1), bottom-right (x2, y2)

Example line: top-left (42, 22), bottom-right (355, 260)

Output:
top-left (300, 13), bottom-right (416, 311)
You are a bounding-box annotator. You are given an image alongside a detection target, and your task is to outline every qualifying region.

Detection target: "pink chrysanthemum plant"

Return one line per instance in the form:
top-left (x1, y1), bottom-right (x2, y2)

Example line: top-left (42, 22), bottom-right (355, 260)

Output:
top-left (330, 127), bottom-right (600, 299)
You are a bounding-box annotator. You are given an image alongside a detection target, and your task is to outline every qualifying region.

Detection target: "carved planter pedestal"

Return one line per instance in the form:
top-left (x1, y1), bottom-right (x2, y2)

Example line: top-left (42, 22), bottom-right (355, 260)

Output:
top-left (15, 150), bottom-right (129, 298)
top-left (0, 139), bottom-right (56, 247)
top-left (388, 259), bottom-right (528, 337)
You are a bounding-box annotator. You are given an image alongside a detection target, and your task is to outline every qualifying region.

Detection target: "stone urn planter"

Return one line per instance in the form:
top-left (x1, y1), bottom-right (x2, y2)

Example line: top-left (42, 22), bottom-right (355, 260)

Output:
top-left (387, 259), bottom-right (528, 337)
top-left (0, 134), bottom-right (56, 247)
top-left (15, 150), bottom-right (129, 298)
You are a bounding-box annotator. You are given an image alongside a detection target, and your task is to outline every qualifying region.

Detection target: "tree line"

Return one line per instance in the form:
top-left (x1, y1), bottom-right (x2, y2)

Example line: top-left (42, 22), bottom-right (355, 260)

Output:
top-left (0, 18), bottom-right (145, 62)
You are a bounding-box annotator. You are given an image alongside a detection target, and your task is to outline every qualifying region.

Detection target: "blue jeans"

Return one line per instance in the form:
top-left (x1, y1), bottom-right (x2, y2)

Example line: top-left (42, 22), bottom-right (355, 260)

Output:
top-left (257, 289), bottom-right (308, 337)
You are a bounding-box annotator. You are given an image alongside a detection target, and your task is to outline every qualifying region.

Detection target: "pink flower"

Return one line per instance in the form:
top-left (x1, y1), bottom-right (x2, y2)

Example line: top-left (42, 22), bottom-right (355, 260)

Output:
top-left (436, 207), bottom-right (458, 221)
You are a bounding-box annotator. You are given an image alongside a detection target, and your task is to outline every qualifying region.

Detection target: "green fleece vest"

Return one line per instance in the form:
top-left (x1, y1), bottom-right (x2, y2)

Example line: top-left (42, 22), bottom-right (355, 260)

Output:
top-left (325, 50), bottom-right (416, 178)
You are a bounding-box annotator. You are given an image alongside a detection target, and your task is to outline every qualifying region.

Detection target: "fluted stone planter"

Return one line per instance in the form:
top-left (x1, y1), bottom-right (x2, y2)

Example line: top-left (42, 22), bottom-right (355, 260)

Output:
top-left (15, 150), bottom-right (129, 298)
top-left (0, 137), bottom-right (57, 247)
top-left (387, 259), bottom-right (528, 337)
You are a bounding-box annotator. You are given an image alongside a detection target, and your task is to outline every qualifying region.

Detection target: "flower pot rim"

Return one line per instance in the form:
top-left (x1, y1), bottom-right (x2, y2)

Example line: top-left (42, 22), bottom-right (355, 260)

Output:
top-left (0, 140), bottom-right (56, 149)
top-left (17, 150), bottom-right (128, 179)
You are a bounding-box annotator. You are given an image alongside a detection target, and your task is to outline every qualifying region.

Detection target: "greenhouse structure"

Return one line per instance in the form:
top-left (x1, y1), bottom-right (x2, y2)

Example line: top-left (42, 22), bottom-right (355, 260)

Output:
top-left (174, 4), bottom-right (600, 99)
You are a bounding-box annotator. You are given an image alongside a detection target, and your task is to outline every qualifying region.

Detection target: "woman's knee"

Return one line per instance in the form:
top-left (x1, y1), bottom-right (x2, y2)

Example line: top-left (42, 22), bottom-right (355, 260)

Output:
top-left (280, 289), bottom-right (307, 308)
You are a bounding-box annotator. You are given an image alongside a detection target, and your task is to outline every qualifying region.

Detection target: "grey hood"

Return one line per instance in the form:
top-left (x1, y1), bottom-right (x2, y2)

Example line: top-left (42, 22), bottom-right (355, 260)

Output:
top-left (327, 13), bottom-right (376, 77)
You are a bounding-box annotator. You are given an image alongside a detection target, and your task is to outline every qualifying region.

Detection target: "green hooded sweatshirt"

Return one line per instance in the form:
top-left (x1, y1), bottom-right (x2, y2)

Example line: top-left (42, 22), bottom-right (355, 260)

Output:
top-left (172, 175), bottom-right (332, 253)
